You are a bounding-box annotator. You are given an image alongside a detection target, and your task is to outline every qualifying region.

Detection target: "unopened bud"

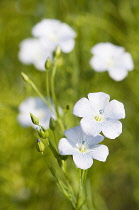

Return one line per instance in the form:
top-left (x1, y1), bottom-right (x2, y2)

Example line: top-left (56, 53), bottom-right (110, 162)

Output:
top-left (36, 139), bottom-right (45, 153)
top-left (45, 57), bottom-right (52, 70)
top-left (38, 127), bottom-right (49, 139)
top-left (21, 72), bottom-right (30, 82)
top-left (30, 113), bottom-right (39, 125)
top-left (66, 105), bottom-right (70, 110)
top-left (54, 46), bottom-right (61, 58)
top-left (49, 117), bottom-right (56, 130)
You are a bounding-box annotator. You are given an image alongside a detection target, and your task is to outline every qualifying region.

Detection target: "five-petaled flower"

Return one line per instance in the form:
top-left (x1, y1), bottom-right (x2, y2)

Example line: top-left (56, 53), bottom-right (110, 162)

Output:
top-left (32, 19), bottom-right (76, 53)
top-left (73, 92), bottom-right (125, 139)
top-left (58, 126), bottom-right (109, 170)
top-left (90, 42), bottom-right (134, 81)
top-left (18, 38), bottom-right (52, 71)
top-left (17, 97), bottom-right (57, 129)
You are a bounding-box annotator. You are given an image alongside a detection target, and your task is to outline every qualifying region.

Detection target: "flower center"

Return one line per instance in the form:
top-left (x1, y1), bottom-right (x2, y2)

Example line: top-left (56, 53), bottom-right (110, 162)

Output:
top-left (50, 34), bottom-right (58, 43)
top-left (76, 141), bottom-right (87, 153)
top-left (94, 115), bottom-right (102, 121)
top-left (106, 58), bottom-right (114, 68)
top-left (94, 110), bottom-right (104, 122)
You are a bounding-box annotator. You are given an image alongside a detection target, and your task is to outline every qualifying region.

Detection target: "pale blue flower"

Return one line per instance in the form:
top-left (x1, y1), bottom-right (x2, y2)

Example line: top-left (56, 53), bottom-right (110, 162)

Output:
top-left (58, 126), bottom-right (109, 170)
top-left (90, 42), bottom-right (134, 81)
top-left (73, 92), bottom-right (125, 139)
top-left (32, 19), bottom-right (76, 53)
top-left (18, 97), bottom-right (56, 129)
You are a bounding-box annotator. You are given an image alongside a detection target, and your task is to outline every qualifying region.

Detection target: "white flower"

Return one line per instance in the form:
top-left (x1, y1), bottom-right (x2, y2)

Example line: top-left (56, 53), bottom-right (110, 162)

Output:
top-left (90, 42), bottom-right (134, 81)
top-left (32, 19), bottom-right (76, 53)
top-left (17, 97), bottom-right (56, 129)
top-left (18, 38), bottom-right (52, 71)
top-left (58, 126), bottom-right (109, 170)
top-left (73, 92), bottom-right (125, 139)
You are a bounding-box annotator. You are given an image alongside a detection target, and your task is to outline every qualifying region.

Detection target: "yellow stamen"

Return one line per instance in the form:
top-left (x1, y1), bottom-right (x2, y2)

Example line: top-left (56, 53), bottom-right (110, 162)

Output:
top-left (94, 115), bottom-right (102, 122)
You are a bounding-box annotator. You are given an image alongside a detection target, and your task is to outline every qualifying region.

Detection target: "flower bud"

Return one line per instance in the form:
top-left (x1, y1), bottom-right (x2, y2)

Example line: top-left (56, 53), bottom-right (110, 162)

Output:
top-left (21, 72), bottom-right (30, 82)
top-left (66, 105), bottom-right (70, 110)
top-left (36, 139), bottom-right (45, 153)
top-left (49, 117), bottom-right (56, 130)
top-left (37, 127), bottom-right (49, 139)
top-left (45, 57), bottom-right (52, 70)
top-left (30, 113), bottom-right (39, 125)
top-left (54, 46), bottom-right (61, 58)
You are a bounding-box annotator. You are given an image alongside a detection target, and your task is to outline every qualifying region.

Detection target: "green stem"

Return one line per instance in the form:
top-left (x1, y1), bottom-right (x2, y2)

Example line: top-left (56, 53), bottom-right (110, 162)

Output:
top-left (46, 71), bottom-right (50, 100)
top-left (41, 150), bottom-right (76, 208)
top-left (51, 64), bottom-right (59, 115)
top-left (50, 63), bottom-right (65, 133)
top-left (52, 130), bottom-right (57, 147)
top-left (27, 78), bottom-right (54, 114)
top-left (75, 170), bottom-right (89, 210)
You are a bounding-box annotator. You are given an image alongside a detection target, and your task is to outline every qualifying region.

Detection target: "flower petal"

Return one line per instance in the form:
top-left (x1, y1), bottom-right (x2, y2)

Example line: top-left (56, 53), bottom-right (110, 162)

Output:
top-left (73, 153), bottom-right (93, 170)
top-left (91, 42), bottom-right (124, 57)
top-left (90, 56), bottom-right (107, 72)
top-left (64, 126), bottom-right (84, 146)
top-left (80, 118), bottom-right (102, 136)
top-left (88, 92), bottom-right (110, 112)
top-left (105, 100), bottom-right (125, 119)
top-left (108, 68), bottom-right (128, 81)
top-left (122, 52), bottom-right (134, 71)
top-left (102, 120), bottom-right (122, 139)
top-left (58, 138), bottom-right (76, 155)
top-left (73, 97), bottom-right (93, 117)
top-left (85, 134), bottom-right (104, 147)
top-left (32, 19), bottom-right (61, 37)
top-left (59, 23), bottom-right (76, 38)
top-left (88, 144), bottom-right (109, 162)
top-left (18, 38), bottom-right (42, 64)
top-left (60, 39), bottom-right (75, 53)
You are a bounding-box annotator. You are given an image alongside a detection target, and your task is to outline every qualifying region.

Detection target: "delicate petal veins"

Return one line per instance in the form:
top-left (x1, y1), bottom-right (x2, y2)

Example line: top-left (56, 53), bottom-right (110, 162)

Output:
top-left (88, 144), bottom-right (109, 161)
top-left (102, 120), bottom-right (122, 139)
top-left (73, 97), bottom-right (93, 117)
top-left (86, 134), bottom-right (104, 148)
top-left (73, 153), bottom-right (93, 170)
top-left (105, 100), bottom-right (125, 119)
top-left (64, 126), bottom-right (83, 146)
top-left (80, 118), bottom-right (102, 136)
top-left (88, 92), bottom-right (110, 111)
top-left (58, 138), bottom-right (76, 155)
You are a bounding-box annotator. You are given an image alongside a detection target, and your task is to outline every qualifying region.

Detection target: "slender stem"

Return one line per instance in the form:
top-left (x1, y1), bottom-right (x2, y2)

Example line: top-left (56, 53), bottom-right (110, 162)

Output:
top-left (51, 64), bottom-right (58, 112)
top-left (52, 130), bottom-right (57, 147)
top-left (27, 79), bottom-right (54, 114)
top-left (46, 71), bottom-right (50, 99)
top-left (86, 178), bottom-right (94, 210)
top-left (50, 63), bottom-right (65, 133)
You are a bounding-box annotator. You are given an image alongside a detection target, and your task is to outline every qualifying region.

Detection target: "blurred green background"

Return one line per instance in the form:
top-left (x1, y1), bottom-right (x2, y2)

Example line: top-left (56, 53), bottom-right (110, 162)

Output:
top-left (1, 0), bottom-right (139, 209)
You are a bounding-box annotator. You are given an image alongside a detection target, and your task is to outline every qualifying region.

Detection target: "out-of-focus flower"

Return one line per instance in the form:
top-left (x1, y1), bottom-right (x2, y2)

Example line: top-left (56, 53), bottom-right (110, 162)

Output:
top-left (18, 38), bottom-right (52, 71)
top-left (32, 19), bottom-right (76, 53)
top-left (90, 42), bottom-right (134, 81)
top-left (73, 92), bottom-right (125, 139)
top-left (58, 126), bottom-right (109, 170)
top-left (17, 97), bottom-right (56, 129)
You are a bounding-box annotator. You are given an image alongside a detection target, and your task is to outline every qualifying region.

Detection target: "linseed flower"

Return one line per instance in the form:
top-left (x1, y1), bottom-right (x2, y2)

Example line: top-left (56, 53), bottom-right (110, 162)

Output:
top-left (90, 42), bottom-right (134, 81)
top-left (18, 38), bottom-right (52, 71)
top-left (17, 97), bottom-right (56, 129)
top-left (58, 126), bottom-right (109, 170)
top-left (32, 19), bottom-right (76, 53)
top-left (73, 92), bottom-right (125, 139)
